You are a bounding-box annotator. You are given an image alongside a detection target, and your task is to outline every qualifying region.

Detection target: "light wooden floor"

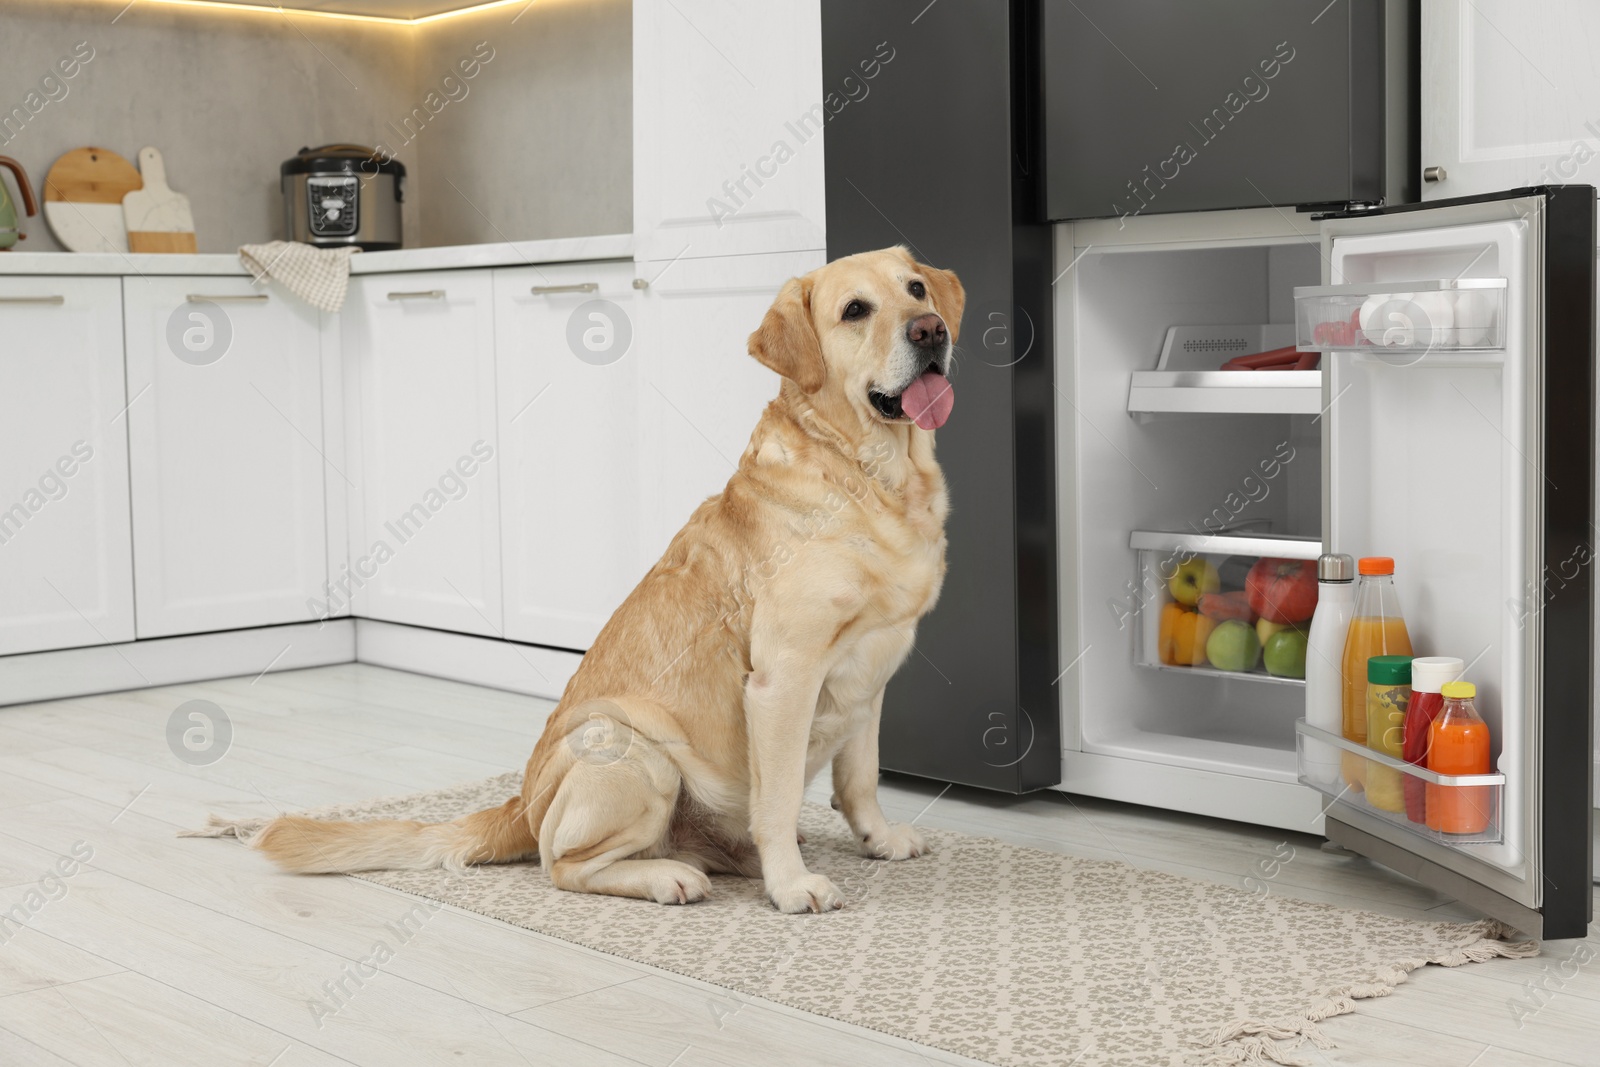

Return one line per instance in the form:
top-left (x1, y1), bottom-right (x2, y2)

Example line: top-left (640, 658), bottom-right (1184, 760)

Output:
top-left (0, 664), bottom-right (1594, 1066)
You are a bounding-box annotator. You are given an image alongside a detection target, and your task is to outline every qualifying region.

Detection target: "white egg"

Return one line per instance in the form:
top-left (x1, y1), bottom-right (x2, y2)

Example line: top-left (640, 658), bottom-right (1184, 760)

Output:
top-left (1359, 291), bottom-right (1454, 347)
top-left (1452, 289), bottom-right (1495, 347)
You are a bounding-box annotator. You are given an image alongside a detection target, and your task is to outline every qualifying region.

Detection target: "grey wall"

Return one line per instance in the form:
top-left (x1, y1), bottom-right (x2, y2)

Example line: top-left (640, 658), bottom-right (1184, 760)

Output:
top-left (413, 0), bottom-right (633, 246)
top-left (0, 0), bottom-right (630, 253)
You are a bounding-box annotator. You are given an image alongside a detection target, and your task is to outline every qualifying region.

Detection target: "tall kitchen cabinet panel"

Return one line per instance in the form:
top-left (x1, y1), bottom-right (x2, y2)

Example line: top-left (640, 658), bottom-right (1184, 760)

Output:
top-left (343, 270), bottom-right (503, 638)
top-left (495, 261), bottom-right (641, 651)
top-left (633, 251), bottom-right (822, 567)
top-left (632, 0), bottom-right (825, 261)
top-left (123, 277), bottom-right (327, 639)
top-left (822, 0), bottom-right (1060, 791)
top-left (1421, 0), bottom-right (1600, 199)
top-left (0, 277), bottom-right (135, 654)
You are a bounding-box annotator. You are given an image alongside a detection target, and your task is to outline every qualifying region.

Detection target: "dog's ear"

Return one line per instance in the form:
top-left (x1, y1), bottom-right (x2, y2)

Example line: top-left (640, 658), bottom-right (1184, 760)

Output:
top-left (921, 264), bottom-right (966, 344)
top-left (748, 277), bottom-right (825, 393)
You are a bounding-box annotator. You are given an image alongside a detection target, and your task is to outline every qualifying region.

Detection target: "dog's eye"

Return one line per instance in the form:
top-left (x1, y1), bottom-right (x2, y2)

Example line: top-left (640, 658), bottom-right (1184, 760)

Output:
top-left (908, 281), bottom-right (926, 300)
top-left (842, 300), bottom-right (870, 321)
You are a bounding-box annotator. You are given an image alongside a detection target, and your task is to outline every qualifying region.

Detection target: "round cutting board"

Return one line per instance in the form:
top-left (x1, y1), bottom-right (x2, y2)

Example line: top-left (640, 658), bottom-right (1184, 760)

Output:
top-left (44, 147), bottom-right (142, 254)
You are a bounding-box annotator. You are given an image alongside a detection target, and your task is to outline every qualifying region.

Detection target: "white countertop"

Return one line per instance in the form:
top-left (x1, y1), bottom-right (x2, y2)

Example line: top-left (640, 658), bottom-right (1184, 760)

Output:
top-left (0, 233), bottom-right (635, 276)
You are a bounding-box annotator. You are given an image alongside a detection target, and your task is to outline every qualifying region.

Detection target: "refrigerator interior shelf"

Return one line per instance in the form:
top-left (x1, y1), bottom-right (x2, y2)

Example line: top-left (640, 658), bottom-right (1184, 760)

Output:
top-left (1131, 530), bottom-right (1323, 687)
top-left (1127, 369), bottom-right (1322, 415)
top-left (1129, 529), bottom-right (1322, 561)
top-left (1295, 720), bottom-right (1505, 846)
top-left (1294, 277), bottom-right (1508, 353)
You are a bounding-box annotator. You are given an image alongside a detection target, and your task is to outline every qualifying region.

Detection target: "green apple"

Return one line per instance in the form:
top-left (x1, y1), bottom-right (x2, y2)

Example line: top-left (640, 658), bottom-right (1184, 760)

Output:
top-left (1263, 628), bottom-right (1308, 679)
top-left (1205, 619), bottom-right (1261, 672)
top-left (1167, 557), bottom-right (1221, 608)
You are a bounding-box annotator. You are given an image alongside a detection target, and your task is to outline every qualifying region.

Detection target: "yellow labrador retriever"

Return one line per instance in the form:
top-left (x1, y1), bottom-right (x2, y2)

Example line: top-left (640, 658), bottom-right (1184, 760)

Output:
top-left (255, 246), bottom-right (963, 913)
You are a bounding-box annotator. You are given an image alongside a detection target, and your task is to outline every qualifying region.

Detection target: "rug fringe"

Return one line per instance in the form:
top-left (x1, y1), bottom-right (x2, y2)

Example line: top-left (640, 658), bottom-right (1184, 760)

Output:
top-left (1198, 920), bottom-right (1537, 1065)
top-left (177, 815), bottom-right (269, 842)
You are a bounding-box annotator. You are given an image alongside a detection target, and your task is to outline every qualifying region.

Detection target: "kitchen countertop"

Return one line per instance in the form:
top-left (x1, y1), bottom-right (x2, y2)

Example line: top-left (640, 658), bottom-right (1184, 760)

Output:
top-left (0, 233), bottom-right (635, 276)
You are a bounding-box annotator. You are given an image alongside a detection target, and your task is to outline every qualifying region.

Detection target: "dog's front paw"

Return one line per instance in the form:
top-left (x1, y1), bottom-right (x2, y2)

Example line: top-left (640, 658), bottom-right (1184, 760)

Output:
top-left (860, 822), bottom-right (928, 861)
top-left (767, 873), bottom-right (844, 913)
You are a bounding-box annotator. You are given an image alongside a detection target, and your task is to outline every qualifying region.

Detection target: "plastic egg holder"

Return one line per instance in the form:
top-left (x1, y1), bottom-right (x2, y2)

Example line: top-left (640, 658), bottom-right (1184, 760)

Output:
top-left (1294, 278), bottom-right (1507, 353)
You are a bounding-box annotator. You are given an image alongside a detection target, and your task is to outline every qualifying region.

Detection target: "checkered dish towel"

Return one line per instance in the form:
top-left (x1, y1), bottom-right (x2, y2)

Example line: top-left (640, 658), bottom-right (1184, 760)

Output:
top-left (238, 241), bottom-right (361, 313)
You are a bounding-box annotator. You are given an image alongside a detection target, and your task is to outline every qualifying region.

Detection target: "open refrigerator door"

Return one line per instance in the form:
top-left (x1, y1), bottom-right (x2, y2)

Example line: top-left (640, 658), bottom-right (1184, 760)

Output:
top-left (1296, 188), bottom-right (1595, 939)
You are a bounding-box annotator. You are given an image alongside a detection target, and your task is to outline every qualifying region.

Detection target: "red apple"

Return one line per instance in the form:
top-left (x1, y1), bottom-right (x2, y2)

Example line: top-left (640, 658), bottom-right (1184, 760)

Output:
top-left (1246, 558), bottom-right (1318, 624)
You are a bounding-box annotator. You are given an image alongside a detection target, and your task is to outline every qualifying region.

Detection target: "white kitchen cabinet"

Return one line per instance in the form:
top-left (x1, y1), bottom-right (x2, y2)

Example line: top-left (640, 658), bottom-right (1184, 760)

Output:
top-left (494, 260), bottom-right (640, 650)
top-left (343, 270), bottom-right (502, 637)
top-left (635, 250), bottom-right (823, 562)
top-left (1421, 0), bottom-right (1600, 198)
top-left (0, 277), bottom-right (135, 655)
top-left (633, 0), bottom-right (826, 261)
top-left (123, 277), bottom-right (328, 638)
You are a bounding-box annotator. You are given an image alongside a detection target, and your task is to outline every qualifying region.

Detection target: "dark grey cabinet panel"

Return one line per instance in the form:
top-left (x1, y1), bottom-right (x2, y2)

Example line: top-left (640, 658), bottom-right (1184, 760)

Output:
top-left (1043, 0), bottom-right (1414, 220)
top-left (822, 0), bottom-right (1060, 792)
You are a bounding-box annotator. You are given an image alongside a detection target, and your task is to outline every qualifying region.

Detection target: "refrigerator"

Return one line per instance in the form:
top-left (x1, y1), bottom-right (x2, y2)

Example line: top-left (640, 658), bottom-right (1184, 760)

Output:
top-left (1071, 187), bottom-right (1593, 940)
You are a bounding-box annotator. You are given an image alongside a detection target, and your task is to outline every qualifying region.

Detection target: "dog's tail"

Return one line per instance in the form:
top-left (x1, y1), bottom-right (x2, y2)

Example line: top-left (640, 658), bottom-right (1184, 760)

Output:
top-left (253, 794), bottom-right (536, 874)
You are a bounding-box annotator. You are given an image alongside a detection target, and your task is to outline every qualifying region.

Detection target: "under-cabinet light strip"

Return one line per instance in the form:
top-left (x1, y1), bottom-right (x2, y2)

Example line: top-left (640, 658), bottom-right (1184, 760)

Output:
top-left (97, 0), bottom-right (537, 27)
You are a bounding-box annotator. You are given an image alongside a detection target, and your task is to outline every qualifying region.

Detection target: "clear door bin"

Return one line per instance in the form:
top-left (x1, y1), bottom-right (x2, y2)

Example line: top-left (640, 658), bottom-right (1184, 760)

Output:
top-left (1295, 720), bottom-right (1504, 845)
top-left (1294, 278), bottom-right (1507, 352)
top-left (1130, 531), bottom-right (1321, 687)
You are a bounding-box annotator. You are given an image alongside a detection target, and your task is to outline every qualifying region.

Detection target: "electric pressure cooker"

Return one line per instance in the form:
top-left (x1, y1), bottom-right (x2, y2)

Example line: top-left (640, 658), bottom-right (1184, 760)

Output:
top-left (280, 144), bottom-right (403, 250)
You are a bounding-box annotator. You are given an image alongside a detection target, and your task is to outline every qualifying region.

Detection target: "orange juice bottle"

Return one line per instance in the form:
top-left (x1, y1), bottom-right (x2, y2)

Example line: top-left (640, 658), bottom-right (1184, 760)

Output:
top-left (1340, 557), bottom-right (1413, 789)
top-left (1426, 681), bottom-right (1494, 835)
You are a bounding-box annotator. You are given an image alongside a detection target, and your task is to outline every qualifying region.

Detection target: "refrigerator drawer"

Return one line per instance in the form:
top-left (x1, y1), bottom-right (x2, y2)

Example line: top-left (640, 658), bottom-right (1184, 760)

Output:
top-left (1294, 278), bottom-right (1507, 353)
top-left (1130, 530), bottom-right (1321, 688)
top-left (1296, 720), bottom-right (1505, 847)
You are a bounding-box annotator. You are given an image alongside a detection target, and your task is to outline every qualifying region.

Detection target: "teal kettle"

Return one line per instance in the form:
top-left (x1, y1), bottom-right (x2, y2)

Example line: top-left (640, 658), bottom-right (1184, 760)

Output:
top-left (0, 157), bottom-right (38, 250)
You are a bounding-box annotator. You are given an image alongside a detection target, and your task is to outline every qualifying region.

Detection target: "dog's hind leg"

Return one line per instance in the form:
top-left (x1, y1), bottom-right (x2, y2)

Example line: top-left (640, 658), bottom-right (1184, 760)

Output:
top-left (537, 704), bottom-right (712, 905)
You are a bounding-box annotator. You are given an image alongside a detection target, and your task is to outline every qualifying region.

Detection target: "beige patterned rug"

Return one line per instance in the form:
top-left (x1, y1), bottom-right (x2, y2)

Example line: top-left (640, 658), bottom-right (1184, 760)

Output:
top-left (188, 772), bottom-right (1537, 1067)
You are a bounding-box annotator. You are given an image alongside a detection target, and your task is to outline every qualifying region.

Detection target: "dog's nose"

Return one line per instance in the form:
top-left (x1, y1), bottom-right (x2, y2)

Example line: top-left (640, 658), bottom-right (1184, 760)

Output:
top-left (906, 313), bottom-right (947, 350)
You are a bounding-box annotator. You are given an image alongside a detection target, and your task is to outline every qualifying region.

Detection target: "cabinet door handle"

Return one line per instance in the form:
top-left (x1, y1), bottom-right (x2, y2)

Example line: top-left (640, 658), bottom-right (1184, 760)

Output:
top-left (1423, 165), bottom-right (1447, 183)
top-left (387, 289), bottom-right (445, 301)
top-left (187, 293), bottom-right (269, 303)
top-left (530, 283), bottom-right (598, 295)
top-left (0, 295), bottom-right (65, 305)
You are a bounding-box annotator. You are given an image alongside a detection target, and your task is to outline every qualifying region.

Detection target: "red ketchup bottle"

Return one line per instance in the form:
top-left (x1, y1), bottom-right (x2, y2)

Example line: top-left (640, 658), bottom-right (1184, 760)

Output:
top-left (1402, 657), bottom-right (1463, 823)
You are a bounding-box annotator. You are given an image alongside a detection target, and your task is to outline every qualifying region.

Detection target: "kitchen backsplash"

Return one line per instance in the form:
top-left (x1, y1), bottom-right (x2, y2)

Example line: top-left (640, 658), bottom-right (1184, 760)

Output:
top-left (0, 0), bottom-right (631, 254)
top-left (410, 0), bottom-right (632, 249)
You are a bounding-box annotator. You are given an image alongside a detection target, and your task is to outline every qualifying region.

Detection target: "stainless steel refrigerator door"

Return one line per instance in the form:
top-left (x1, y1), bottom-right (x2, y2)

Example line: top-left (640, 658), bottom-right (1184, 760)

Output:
top-left (1312, 189), bottom-right (1594, 939)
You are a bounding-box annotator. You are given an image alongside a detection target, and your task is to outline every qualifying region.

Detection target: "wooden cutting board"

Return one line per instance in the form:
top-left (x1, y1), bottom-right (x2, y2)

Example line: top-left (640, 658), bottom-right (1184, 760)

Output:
top-left (123, 146), bottom-right (197, 254)
top-left (43, 147), bottom-right (142, 254)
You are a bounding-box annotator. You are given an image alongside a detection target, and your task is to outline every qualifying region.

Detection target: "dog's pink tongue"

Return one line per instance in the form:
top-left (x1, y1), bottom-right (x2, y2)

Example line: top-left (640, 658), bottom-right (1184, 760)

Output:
top-left (900, 370), bottom-right (954, 430)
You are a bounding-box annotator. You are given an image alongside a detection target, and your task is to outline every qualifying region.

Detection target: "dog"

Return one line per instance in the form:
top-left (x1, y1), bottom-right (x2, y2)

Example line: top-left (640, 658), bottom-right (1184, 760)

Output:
top-left (254, 246), bottom-right (963, 913)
